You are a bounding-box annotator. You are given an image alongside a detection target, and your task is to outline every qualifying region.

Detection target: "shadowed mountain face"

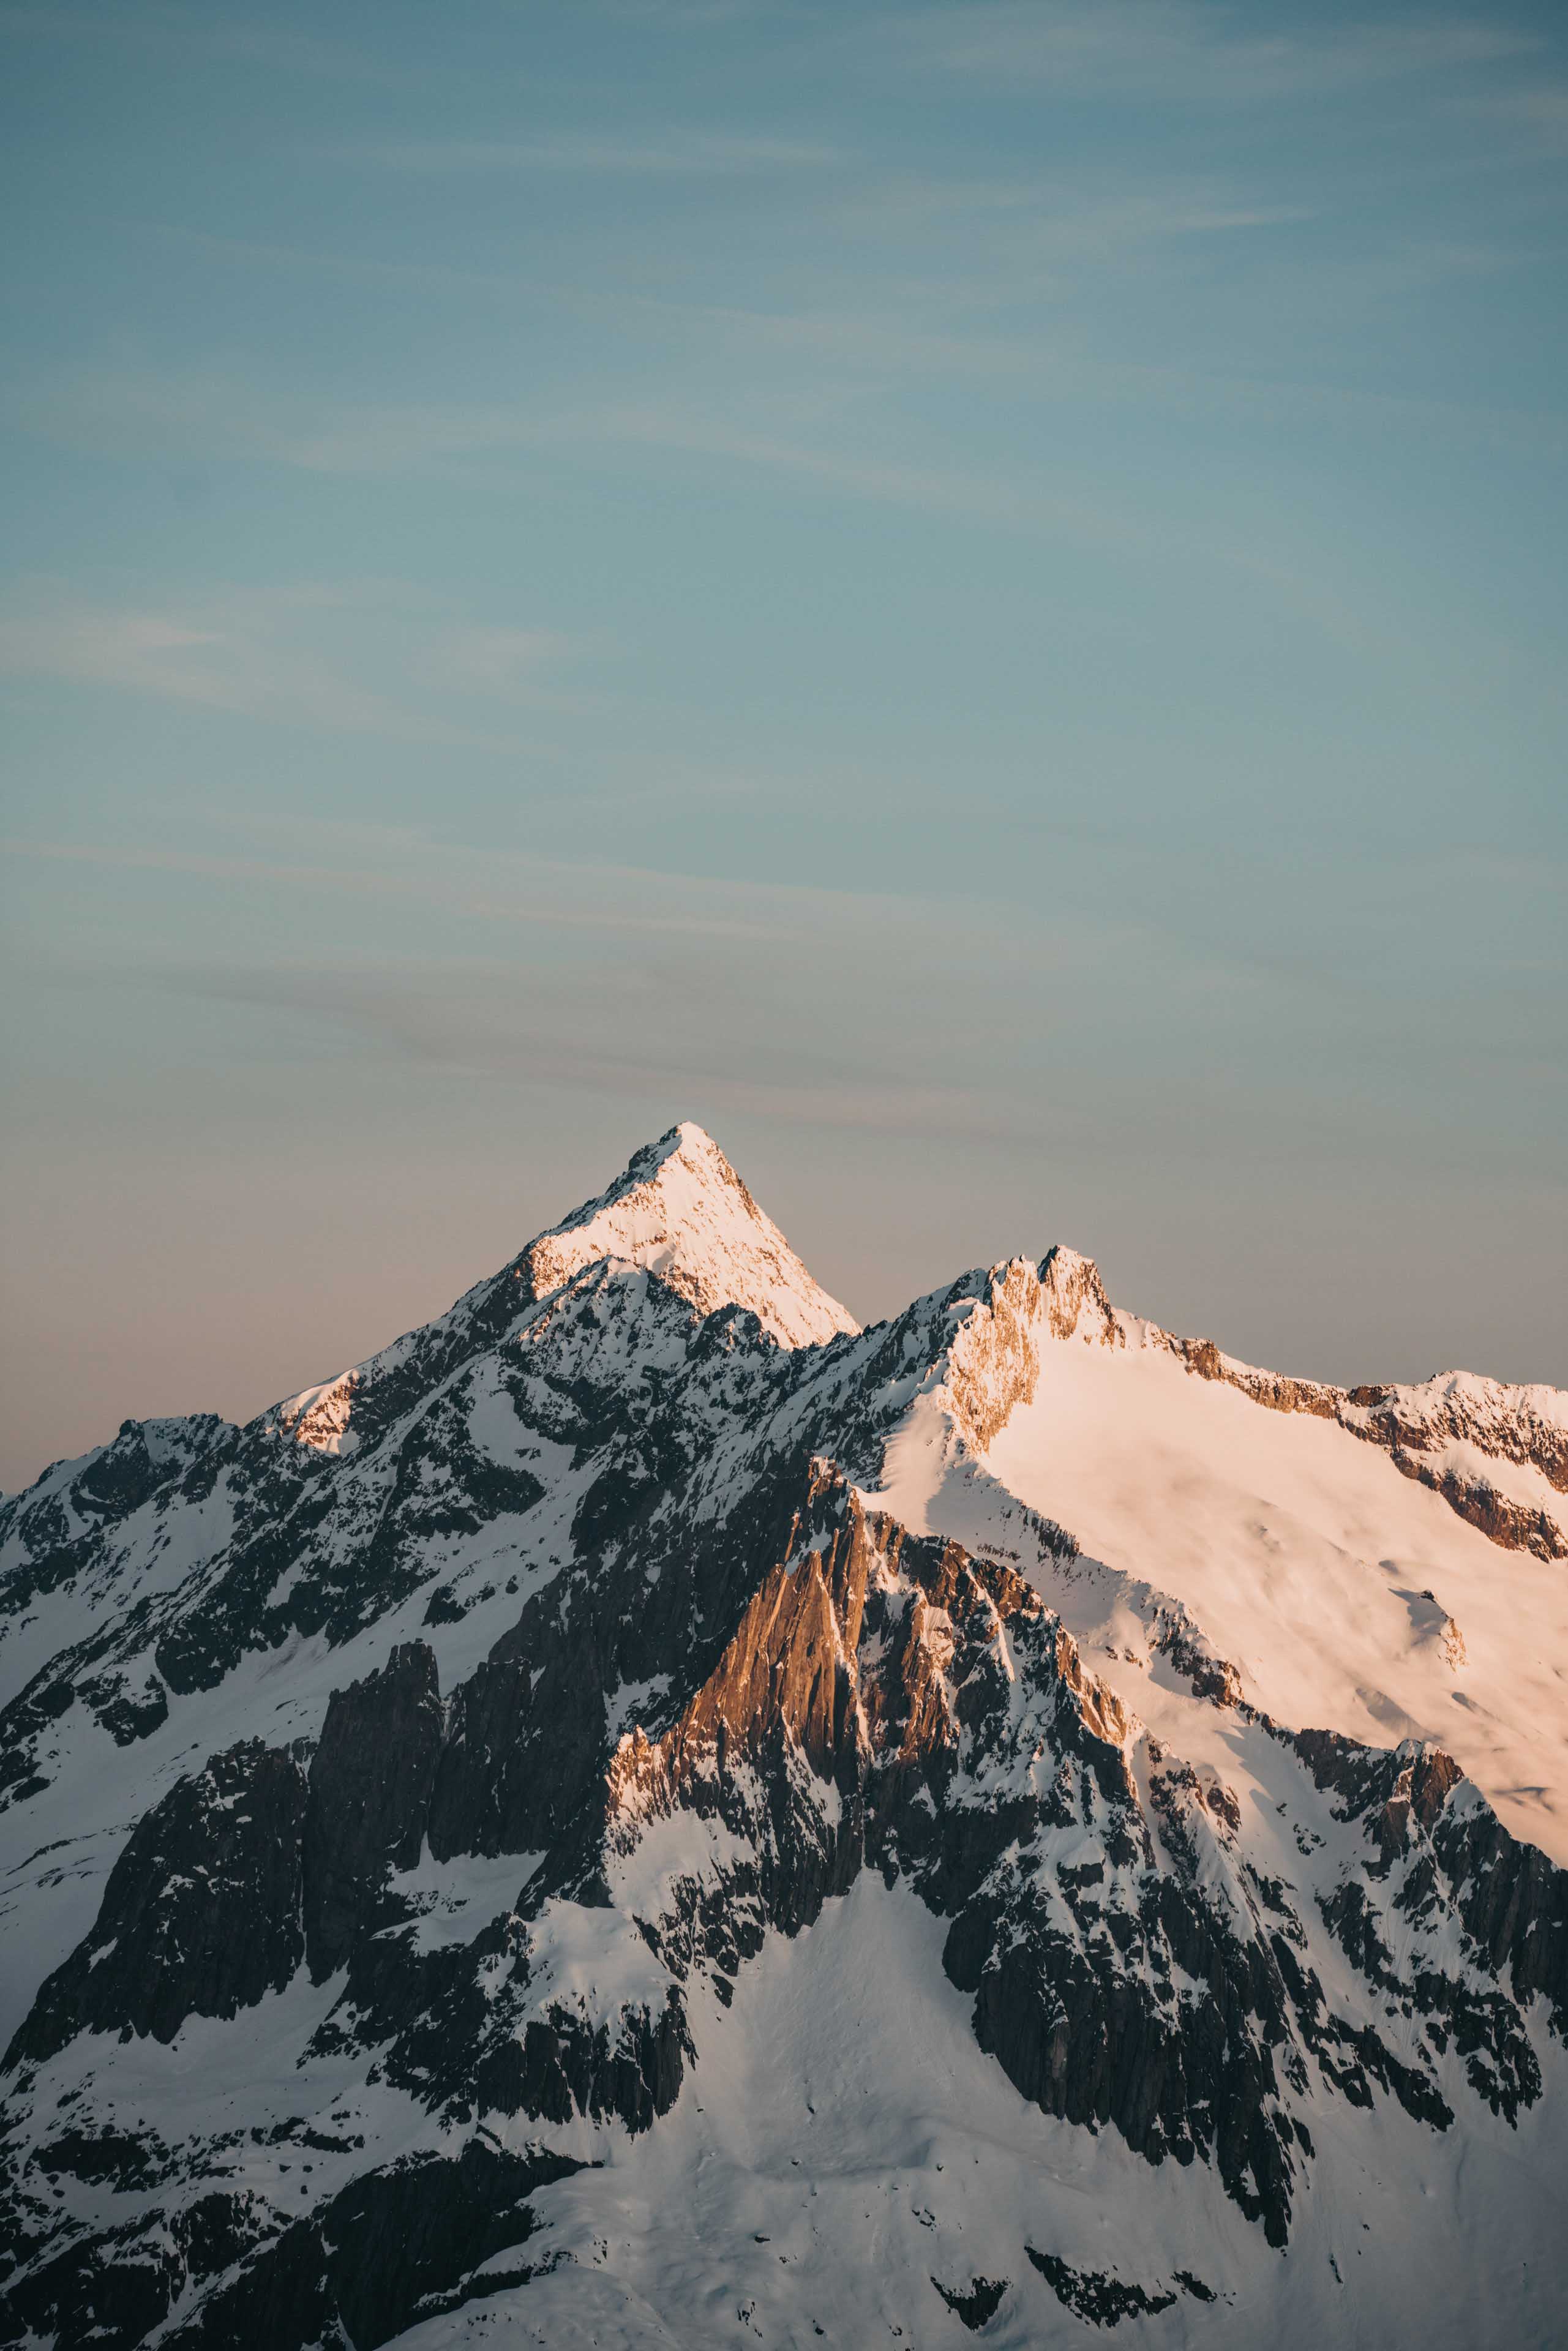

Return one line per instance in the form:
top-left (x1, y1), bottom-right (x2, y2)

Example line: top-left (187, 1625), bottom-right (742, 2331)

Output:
top-left (2, 1123), bottom-right (1566, 2350)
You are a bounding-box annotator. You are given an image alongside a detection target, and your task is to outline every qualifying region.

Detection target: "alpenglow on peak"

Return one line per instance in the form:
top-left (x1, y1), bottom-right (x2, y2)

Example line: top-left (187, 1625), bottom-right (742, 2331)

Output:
top-left (3, 1120), bottom-right (1567, 2350)
top-left (525, 1120), bottom-right (859, 1349)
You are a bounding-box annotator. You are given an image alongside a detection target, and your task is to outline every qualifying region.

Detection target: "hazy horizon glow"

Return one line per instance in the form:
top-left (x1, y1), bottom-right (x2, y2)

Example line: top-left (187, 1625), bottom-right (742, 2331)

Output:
top-left (2, 0), bottom-right (1564, 1489)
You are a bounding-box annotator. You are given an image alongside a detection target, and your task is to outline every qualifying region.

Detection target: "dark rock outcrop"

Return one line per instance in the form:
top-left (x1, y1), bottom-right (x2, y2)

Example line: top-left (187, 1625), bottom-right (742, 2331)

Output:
top-left (1291, 1727), bottom-right (1564, 2117)
top-left (606, 1470), bottom-right (1304, 2239)
top-left (0, 2139), bottom-right (586, 2351)
top-left (304, 1643), bottom-right (445, 1979)
top-left (2, 1129), bottom-right (1565, 2349)
top-left (165, 2139), bottom-right (585, 2351)
top-left (6, 1741), bottom-right (309, 2066)
top-left (1024, 2248), bottom-right (1183, 2325)
top-left (0, 1415), bottom-right (235, 1622)
top-left (1430, 1783), bottom-right (1568, 2030)
top-left (931, 2273), bottom-right (1009, 2329)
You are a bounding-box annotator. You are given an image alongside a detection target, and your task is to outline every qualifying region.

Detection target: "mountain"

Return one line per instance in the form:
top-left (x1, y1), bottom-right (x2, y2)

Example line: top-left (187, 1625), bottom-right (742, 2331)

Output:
top-left (1, 1121), bottom-right (1565, 2350)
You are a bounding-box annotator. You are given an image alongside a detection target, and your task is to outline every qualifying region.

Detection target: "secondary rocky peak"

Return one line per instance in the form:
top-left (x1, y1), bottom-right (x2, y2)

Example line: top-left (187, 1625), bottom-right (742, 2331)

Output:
top-left (931, 1247), bottom-right (1119, 1454)
top-left (524, 1120), bottom-right (859, 1349)
top-left (7, 1133), bottom-right (1568, 2349)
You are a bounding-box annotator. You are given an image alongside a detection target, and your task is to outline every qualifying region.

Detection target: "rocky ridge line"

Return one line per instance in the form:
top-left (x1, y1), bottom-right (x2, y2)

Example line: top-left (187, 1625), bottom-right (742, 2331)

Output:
top-left (1157, 1333), bottom-right (1567, 1559)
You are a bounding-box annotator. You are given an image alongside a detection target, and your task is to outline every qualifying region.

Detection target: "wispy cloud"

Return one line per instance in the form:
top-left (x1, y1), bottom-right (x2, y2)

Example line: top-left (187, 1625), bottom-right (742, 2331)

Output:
top-left (0, 838), bottom-right (780, 942)
top-left (333, 131), bottom-right (841, 174)
top-left (12, 805), bottom-right (1330, 1152)
top-left (2, 823), bottom-right (1084, 1147)
top-left (901, 3), bottom-right (1536, 100)
top-left (10, 368), bottom-right (541, 476)
top-left (0, 588), bottom-right (588, 748)
top-left (1490, 80), bottom-right (1568, 152)
top-left (1, 375), bottom-right (1489, 665)
top-left (0, 1), bottom-right (409, 84)
top-left (822, 164), bottom-right (1311, 246)
top-left (595, 1), bottom-right (780, 24)
top-left (0, 604), bottom-right (410, 734)
top-left (7, 825), bottom-right (1078, 1144)
top-left (133, 956), bottom-right (1035, 1141)
top-left (4, 363), bottom-right (1139, 538)
top-left (0, 830), bottom-right (951, 947)
top-left (141, 223), bottom-right (546, 301)
top-left (430, 626), bottom-right (593, 703)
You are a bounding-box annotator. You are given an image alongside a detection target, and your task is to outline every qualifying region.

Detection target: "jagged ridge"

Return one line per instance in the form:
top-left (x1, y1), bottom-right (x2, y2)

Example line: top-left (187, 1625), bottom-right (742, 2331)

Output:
top-left (1, 1123), bottom-right (1565, 2349)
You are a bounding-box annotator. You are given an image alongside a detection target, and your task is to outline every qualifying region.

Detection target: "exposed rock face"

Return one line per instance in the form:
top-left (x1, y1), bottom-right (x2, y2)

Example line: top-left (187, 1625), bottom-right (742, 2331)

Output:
top-left (934, 1247), bottom-right (1118, 1453)
top-left (304, 1644), bottom-right (446, 1980)
top-left (1429, 1780), bottom-right (1568, 2026)
top-left (1384, 1452), bottom-right (1564, 1559)
top-left (0, 1415), bottom-right (235, 1636)
top-left (427, 1586), bottom-right (621, 1865)
top-left (1, 2137), bottom-right (584, 2351)
top-left (0, 1415), bottom-right (234, 1561)
top-left (162, 2139), bottom-right (585, 2351)
top-left (1345, 1373), bottom-right (1568, 1497)
top-left (7, 1741), bottom-right (309, 2066)
top-left (1392, 1585), bottom-right (1467, 1670)
top-left (1163, 1334), bottom-right (1567, 1558)
top-left (932, 2273), bottom-right (1009, 2328)
top-left (1147, 1602), bottom-right (1247, 1709)
top-left (1290, 1728), bottom-right (1562, 2120)
top-left (1025, 2248), bottom-right (1218, 2325)
top-left (6, 1455), bottom-right (1529, 2279)
top-left (1, 1123), bottom-right (1564, 2347)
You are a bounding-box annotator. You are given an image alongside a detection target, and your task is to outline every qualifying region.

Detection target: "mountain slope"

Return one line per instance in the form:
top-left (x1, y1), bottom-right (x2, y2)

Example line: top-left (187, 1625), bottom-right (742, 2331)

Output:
top-left (1, 1127), bottom-right (1564, 2349)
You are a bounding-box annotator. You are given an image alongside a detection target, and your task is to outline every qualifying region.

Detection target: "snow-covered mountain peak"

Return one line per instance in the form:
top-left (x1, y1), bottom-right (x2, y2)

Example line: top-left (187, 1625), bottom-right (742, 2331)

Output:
top-left (524, 1120), bottom-right (859, 1348)
top-left (4, 1150), bottom-right (1568, 2347)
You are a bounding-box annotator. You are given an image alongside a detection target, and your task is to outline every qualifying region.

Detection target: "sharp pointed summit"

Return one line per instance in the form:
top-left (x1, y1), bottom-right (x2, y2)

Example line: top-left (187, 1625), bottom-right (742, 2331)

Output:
top-left (269, 1122), bottom-right (856, 1461)
top-left (526, 1120), bottom-right (859, 1349)
top-left (2, 1132), bottom-right (1566, 2350)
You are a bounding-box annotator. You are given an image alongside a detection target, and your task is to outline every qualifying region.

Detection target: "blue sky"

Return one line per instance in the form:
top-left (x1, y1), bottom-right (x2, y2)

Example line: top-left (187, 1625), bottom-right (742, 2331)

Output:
top-left (2, 0), bottom-right (1564, 1485)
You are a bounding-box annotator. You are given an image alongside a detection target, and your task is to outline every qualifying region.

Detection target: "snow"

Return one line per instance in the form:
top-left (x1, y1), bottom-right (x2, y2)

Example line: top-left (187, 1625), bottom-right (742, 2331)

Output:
top-left (607, 1674), bottom-right (672, 1741)
top-left (4, 1126), bottom-right (1567, 2347)
top-left (527, 1122), bottom-right (858, 1349)
top-left (522, 1810), bottom-right (754, 2029)
top-left (4, 1962), bottom-right (440, 2276)
top-left (874, 1299), bottom-right (1568, 1862)
top-left (388, 1844), bottom-right (543, 1955)
top-left (397, 1872), bottom-right (1568, 2350)
top-left (462, 1361), bottom-right (571, 1482)
top-left (0, 1474), bottom-right (239, 1714)
top-left (276, 1374), bottom-right (359, 1455)
top-left (0, 1541), bottom-right (561, 2054)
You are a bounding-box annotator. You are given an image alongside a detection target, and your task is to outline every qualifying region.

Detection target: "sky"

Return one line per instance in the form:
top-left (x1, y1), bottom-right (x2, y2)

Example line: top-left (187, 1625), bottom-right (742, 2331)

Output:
top-left (1, 0), bottom-right (1564, 1490)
